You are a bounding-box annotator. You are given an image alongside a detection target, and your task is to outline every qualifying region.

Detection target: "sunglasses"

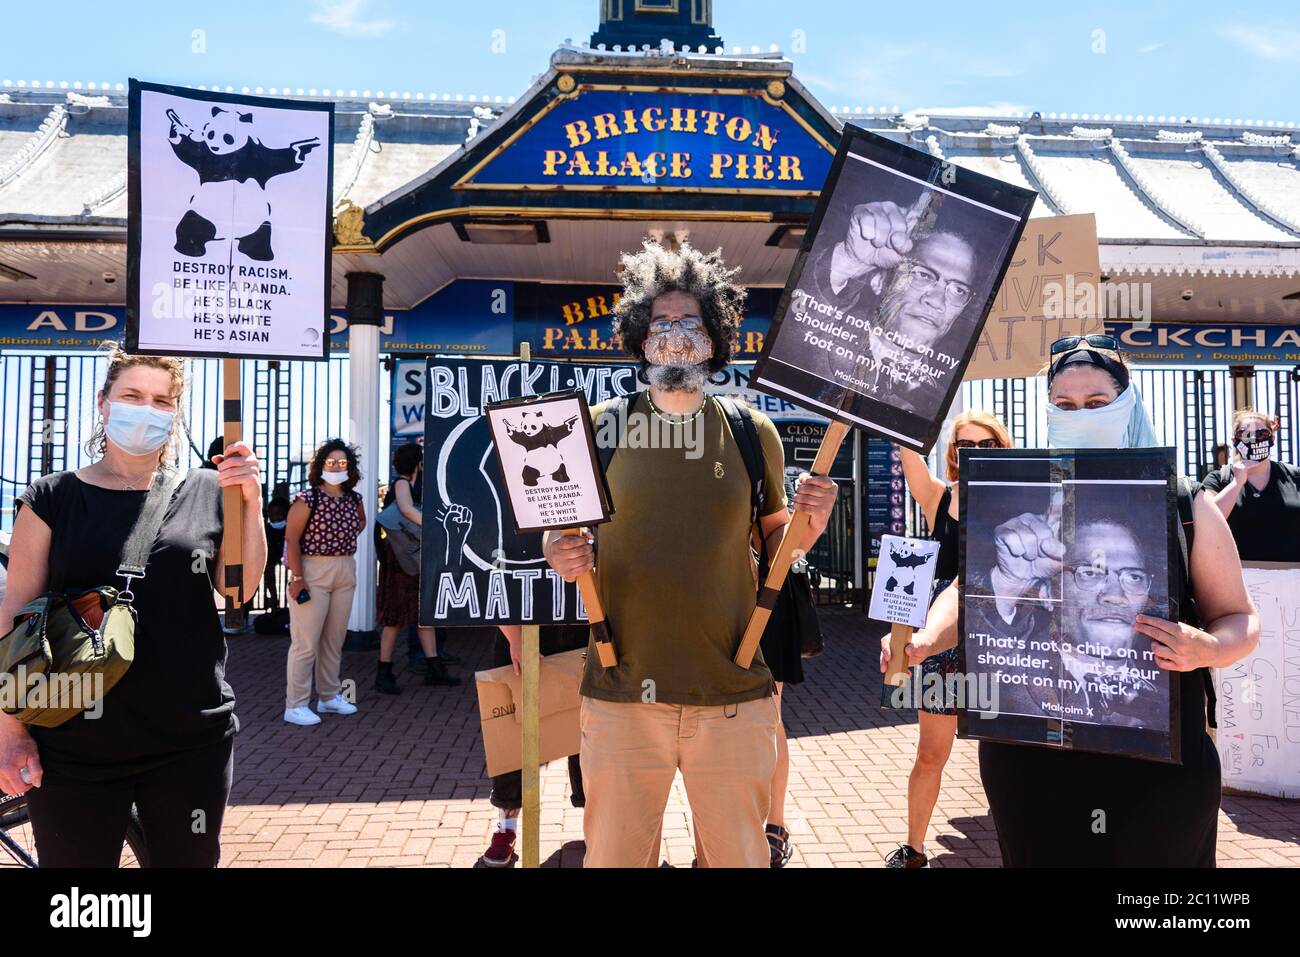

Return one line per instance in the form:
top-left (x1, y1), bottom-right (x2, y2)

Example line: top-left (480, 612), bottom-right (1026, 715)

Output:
top-left (954, 438), bottom-right (1002, 449)
top-left (1050, 334), bottom-right (1121, 355)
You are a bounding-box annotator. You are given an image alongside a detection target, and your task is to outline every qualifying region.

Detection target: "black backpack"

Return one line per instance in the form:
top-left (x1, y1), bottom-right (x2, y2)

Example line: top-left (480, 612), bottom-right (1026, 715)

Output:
top-left (596, 393), bottom-right (825, 660)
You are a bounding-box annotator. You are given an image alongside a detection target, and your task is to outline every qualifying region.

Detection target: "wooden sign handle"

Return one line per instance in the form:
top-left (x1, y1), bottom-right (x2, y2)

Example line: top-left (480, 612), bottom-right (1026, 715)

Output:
top-left (563, 527), bottom-right (617, 667)
top-left (733, 420), bottom-right (850, 669)
top-left (221, 358), bottom-right (244, 610)
top-left (884, 622), bottom-right (914, 688)
top-left (519, 622), bottom-right (541, 868)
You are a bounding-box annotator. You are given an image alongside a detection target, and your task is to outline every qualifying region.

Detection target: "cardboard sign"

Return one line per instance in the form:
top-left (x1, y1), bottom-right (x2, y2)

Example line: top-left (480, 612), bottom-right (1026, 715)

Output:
top-left (475, 648), bottom-right (585, 777)
top-left (957, 447), bottom-right (1180, 763)
top-left (751, 125), bottom-right (1036, 453)
top-left (869, 535), bottom-right (941, 628)
top-left (966, 214), bottom-right (1104, 381)
top-left (126, 80), bottom-right (333, 360)
top-left (485, 390), bottom-right (614, 533)
top-left (1215, 563), bottom-right (1300, 799)
top-left (419, 358), bottom-right (637, 626)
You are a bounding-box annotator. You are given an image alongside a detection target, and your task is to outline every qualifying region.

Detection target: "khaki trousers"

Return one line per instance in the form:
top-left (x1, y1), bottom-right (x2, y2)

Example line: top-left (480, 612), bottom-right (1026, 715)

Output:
top-left (286, 555), bottom-right (357, 709)
top-left (579, 694), bottom-right (779, 868)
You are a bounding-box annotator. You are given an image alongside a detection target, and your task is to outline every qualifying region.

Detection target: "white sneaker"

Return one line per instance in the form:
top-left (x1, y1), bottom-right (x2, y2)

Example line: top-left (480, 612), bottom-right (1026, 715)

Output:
top-left (284, 706), bottom-right (322, 726)
top-left (316, 696), bottom-right (358, 716)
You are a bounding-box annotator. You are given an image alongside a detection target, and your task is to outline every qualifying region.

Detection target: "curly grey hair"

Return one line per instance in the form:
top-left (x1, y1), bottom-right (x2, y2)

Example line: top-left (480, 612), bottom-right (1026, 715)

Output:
top-left (612, 240), bottom-right (746, 378)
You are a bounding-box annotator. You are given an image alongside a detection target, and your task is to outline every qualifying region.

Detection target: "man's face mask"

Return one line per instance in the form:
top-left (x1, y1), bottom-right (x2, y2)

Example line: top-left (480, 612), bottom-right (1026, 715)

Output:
top-left (645, 316), bottom-right (713, 368)
top-left (1235, 426), bottom-right (1274, 463)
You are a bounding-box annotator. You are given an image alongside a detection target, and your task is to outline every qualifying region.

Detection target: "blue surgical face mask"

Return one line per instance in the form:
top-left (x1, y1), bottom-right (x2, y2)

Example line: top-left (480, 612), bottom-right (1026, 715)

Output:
top-left (104, 400), bottom-right (175, 456)
top-left (1047, 385), bottom-right (1139, 450)
top-left (268, 520), bottom-right (287, 530)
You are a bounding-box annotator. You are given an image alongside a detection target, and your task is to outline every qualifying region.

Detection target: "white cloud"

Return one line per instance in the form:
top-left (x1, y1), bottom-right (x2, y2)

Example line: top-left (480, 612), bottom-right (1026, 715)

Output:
top-left (1137, 42), bottom-right (1165, 54)
top-left (1221, 24), bottom-right (1300, 60)
top-left (310, 0), bottom-right (395, 38)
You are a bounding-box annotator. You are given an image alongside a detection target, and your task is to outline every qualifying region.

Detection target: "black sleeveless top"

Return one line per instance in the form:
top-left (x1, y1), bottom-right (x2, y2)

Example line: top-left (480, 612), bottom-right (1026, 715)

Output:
top-left (977, 488), bottom-right (1220, 866)
top-left (930, 486), bottom-right (960, 582)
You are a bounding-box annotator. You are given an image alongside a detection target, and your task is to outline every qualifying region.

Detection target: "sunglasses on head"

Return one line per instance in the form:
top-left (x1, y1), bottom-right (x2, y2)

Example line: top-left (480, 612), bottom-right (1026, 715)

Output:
top-left (1050, 334), bottom-right (1121, 355)
top-left (954, 438), bottom-right (1001, 449)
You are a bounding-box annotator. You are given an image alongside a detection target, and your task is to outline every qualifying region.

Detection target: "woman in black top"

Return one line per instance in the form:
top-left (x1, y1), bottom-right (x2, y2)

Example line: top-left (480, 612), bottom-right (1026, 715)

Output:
top-left (0, 346), bottom-right (266, 867)
top-left (886, 410), bottom-right (1011, 869)
top-left (883, 339), bottom-right (1258, 866)
top-left (1199, 409), bottom-right (1300, 563)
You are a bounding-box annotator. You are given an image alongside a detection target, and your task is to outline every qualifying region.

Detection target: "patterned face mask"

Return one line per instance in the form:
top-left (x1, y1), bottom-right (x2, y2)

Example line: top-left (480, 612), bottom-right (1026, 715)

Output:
top-left (1235, 428), bottom-right (1273, 463)
top-left (644, 317), bottom-right (713, 368)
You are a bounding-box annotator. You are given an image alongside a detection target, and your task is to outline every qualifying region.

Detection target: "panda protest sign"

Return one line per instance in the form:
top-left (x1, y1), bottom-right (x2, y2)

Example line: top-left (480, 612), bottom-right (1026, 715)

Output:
top-left (421, 357), bottom-right (637, 626)
top-left (868, 535), bottom-right (941, 629)
top-left (126, 80), bottom-right (333, 360)
top-left (750, 125), bottom-right (1036, 453)
top-left (485, 391), bottom-right (613, 534)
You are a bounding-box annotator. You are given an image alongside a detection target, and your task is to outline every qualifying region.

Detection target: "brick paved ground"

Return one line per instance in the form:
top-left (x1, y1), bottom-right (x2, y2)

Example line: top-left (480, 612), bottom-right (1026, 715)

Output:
top-left (219, 608), bottom-right (1300, 868)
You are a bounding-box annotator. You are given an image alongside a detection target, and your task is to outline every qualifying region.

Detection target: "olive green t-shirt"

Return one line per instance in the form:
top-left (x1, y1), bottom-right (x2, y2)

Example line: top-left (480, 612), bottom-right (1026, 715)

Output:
top-left (579, 393), bottom-right (788, 706)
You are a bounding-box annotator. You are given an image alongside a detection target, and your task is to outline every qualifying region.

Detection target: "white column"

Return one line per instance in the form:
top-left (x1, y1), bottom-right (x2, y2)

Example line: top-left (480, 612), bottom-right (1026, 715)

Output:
top-left (347, 321), bottom-right (381, 635)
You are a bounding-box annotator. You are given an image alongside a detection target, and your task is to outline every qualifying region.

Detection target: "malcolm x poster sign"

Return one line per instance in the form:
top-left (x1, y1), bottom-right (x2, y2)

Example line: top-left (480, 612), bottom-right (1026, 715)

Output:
top-left (751, 126), bottom-right (1036, 453)
top-left (956, 447), bottom-right (1180, 763)
top-left (127, 80), bottom-right (334, 360)
top-left (485, 390), bottom-right (614, 534)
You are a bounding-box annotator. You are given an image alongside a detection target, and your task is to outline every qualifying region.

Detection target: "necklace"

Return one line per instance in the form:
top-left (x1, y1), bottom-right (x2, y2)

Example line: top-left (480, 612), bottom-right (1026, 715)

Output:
top-left (105, 461), bottom-right (156, 491)
top-left (646, 392), bottom-right (706, 426)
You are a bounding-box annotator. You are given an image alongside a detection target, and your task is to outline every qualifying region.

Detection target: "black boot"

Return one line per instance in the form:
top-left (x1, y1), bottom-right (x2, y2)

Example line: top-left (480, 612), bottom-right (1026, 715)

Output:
top-left (375, 661), bottom-right (400, 695)
top-left (424, 657), bottom-right (461, 687)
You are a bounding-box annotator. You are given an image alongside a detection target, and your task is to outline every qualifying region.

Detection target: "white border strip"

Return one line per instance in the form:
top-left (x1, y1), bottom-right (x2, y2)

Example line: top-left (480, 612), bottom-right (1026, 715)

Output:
top-left (1063, 479), bottom-right (1167, 485)
top-left (846, 150), bottom-right (1024, 221)
top-left (754, 372), bottom-right (925, 448)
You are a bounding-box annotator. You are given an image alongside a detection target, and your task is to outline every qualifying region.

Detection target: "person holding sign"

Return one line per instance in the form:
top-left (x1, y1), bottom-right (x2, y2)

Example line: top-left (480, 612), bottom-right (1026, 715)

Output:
top-left (543, 241), bottom-right (839, 868)
top-left (886, 411), bottom-right (1010, 869)
top-left (1199, 409), bottom-right (1300, 563)
top-left (0, 345), bottom-right (264, 866)
top-left (882, 336), bottom-right (1259, 866)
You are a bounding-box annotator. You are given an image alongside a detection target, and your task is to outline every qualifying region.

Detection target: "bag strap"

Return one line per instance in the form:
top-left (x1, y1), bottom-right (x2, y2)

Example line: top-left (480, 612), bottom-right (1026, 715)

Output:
top-left (596, 394), bottom-right (635, 474)
top-left (715, 396), bottom-right (766, 526)
top-left (115, 466), bottom-right (185, 584)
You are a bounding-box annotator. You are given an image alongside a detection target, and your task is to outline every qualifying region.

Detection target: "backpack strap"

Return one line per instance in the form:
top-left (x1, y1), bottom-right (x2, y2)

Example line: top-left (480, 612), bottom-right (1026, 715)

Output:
top-left (301, 487), bottom-right (321, 550)
top-left (715, 396), bottom-right (766, 527)
top-left (596, 394), bottom-right (635, 474)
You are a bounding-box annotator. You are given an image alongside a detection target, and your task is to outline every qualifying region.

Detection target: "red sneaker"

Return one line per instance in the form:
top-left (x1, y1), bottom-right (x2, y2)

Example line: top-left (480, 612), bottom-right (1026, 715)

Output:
top-left (479, 828), bottom-right (518, 868)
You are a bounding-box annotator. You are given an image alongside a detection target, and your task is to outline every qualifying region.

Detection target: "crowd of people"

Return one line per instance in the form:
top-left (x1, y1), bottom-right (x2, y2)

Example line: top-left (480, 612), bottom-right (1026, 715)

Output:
top-left (0, 242), bottom-right (1294, 870)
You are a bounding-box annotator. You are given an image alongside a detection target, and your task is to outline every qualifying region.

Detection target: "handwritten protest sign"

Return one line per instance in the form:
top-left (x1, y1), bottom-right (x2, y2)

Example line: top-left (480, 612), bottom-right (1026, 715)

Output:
top-left (1215, 563), bottom-right (1300, 799)
top-left (965, 214), bottom-right (1104, 381)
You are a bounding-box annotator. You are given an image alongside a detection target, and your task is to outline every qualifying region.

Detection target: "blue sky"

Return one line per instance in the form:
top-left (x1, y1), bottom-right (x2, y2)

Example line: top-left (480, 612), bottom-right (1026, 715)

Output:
top-left (0, 1), bottom-right (1296, 122)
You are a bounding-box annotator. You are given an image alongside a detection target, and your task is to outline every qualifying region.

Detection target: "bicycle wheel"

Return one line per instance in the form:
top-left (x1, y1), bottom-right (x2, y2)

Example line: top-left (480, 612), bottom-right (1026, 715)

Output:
top-left (0, 792), bottom-right (148, 868)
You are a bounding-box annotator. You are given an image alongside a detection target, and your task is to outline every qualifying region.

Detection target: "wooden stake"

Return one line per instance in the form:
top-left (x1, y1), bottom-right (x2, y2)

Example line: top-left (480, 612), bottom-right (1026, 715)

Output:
top-left (734, 419), bottom-right (850, 668)
top-left (221, 358), bottom-right (244, 610)
top-left (563, 528), bottom-right (617, 667)
top-left (885, 622), bottom-right (914, 687)
top-left (519, 622), bottom-right (541, 869)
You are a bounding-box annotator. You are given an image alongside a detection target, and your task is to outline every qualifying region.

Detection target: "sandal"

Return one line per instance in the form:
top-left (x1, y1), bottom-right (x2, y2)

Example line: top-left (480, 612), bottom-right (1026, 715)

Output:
top-left (766, 823), bottom-right (793, 868)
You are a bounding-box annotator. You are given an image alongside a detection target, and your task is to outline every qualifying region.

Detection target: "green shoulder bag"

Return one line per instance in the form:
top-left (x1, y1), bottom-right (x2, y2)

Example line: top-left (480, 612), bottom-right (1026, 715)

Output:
top-left (0, 467), bottom-right (183, 727)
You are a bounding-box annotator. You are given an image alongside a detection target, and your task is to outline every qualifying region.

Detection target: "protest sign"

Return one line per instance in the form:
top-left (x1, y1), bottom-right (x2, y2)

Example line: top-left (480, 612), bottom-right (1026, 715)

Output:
top-left (751, 124), bottom-right (1036, 453)
top-left (126, 80), bottom-right (333, 360)
top-left (964, 214), bottom-right (1104, 381)
top-left (1215, 563), bottom-right (1300, 799)
top-left (870, 535), bottom-right (941, 630)
top-left (957, 447), bottom-right (1180, 763)
top-left (485, 390), bottom-right (613, 534)
top-left (420, 358), bottom-right (637, 628)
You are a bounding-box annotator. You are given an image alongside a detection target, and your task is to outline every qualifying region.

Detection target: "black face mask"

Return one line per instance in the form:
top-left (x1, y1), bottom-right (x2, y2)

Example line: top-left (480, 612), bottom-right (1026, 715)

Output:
top-left (1235, 431), bottom-right (1273, 463)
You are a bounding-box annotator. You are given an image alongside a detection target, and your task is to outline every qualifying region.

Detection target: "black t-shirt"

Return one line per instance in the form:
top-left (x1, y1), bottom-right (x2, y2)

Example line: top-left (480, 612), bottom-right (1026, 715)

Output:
top-left (929, 486), bottom-right (960, 583)
top-left (18, 469), bottom-right (238, 781)
top-left (1199, 461), bottom-right (1300, 562)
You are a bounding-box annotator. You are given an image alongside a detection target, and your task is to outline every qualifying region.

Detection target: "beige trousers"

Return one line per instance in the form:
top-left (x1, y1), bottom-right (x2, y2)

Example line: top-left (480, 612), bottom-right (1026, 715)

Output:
top-left (285, 555), bottom-right (357, 709)
top-left (579, 694), bottom-right (779, 868)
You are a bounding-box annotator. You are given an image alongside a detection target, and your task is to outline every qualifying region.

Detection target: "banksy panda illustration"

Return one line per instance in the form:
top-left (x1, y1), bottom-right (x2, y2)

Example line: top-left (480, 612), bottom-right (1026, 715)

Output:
top-left (505, 412), bottom-right (579, 487)
top-left (166, 106), bottom-right (321, 261)
top-left (884, 540), bottom-right (930, 595)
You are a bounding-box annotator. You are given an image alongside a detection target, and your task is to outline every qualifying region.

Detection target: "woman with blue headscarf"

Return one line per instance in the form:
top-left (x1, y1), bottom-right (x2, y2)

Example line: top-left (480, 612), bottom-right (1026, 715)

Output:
top-left (881, 335), bottom-right (1259, 867)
